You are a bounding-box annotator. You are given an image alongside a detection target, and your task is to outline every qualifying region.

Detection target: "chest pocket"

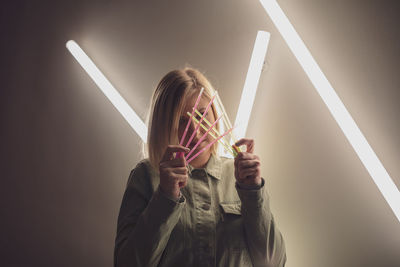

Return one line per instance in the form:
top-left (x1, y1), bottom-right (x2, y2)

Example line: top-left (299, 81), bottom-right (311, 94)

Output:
top-left (220, 202), bottom-right (242, 216)
top-left (219, 202), bottom-right (242, 226)
top-left (218, 202), bottom-right (249, 253)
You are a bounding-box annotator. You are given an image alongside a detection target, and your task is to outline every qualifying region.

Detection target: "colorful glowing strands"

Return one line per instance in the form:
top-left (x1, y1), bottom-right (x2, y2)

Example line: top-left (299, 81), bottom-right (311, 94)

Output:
top-left (187, 126), bottom-right (235, 164)
top-left (185, 114), bottom-right (223, 160)
top-left (194, 109), bottom-right (219, 135)
top-left (232, 145), bottom-right (240, 157)
top-left (215, 91), bottom-right (233, 133)
top-left (215, 91), bottom-right (241, 154)
top-left (186, 112), bottom-right (235, 157)
top-left (193, 109), bottom-right (234, 153)
top-left (176, 88), bottom-right (204, 159)
top-left (184, 93), bottom-right (217, 148)
top-left (179, 88), bottom-right (204, 146)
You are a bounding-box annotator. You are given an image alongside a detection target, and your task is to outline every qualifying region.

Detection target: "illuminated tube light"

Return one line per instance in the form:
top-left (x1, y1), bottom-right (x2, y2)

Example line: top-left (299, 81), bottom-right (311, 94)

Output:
top-left (259, 0), bottom-right (400, 223)
top-left (234, 31), bottom-right (270, 140)
top-left (66, 40), bottom-right (148, 142)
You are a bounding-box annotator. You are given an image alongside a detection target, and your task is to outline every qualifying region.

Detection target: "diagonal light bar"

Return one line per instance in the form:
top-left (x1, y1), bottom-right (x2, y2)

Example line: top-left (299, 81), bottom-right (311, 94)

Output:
top-left (66, 40), bottom-right (148, 142)
top-left (234, 31), bottom-right (270, 140)
top-left (259, 0), bottom-right (400, 222)
top-left (66, 33), bottom-right (269, 151)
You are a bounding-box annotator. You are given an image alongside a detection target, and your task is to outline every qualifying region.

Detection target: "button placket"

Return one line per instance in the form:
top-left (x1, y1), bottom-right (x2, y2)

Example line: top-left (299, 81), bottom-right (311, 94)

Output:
top-left (192, 169), bottom-right (216, 265)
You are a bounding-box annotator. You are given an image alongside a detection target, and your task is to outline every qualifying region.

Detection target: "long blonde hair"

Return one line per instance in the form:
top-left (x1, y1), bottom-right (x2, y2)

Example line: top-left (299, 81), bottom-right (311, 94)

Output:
top-left (145, 67), bottom-right (219, 171)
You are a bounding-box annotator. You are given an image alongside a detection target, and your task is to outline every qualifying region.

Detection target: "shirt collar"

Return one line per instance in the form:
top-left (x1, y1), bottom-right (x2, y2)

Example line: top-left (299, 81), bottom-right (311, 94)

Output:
top-left (187, 153), bottom-right (222, 180)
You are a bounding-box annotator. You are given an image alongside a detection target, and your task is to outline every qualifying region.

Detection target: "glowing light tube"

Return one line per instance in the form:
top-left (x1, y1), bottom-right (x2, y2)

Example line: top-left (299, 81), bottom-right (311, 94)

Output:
top-left (234, 31), bottom-right (270, 140)
top-left (66, 40), bottom-right (148, 142)
top-left (259, 0), bottom-right (400, 223)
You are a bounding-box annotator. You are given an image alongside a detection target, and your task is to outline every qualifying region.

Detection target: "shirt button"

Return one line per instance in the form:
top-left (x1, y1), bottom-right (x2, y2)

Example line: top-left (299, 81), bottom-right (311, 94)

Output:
top-left (202, 203), bottom-right (210, 210)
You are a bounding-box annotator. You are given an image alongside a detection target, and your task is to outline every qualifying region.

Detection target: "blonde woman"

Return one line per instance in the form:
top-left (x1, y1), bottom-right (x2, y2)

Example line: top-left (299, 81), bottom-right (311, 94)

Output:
top-left (114, 68), bottom-right (287, 267)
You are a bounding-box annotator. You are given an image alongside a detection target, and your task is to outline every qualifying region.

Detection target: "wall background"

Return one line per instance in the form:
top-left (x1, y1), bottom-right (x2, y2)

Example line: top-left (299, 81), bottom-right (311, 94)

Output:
top-left (1, 0), bottom-right (399, 266)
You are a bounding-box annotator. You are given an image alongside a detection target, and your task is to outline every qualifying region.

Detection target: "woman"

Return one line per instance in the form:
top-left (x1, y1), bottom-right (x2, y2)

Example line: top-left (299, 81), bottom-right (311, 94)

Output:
top-left (114, 67), bottom-right (287, 267)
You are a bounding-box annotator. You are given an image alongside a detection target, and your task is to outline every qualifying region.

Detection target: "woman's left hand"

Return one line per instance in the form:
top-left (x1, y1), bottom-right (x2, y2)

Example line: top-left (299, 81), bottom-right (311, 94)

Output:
top-left (234, 138), bottom-right (262, 186)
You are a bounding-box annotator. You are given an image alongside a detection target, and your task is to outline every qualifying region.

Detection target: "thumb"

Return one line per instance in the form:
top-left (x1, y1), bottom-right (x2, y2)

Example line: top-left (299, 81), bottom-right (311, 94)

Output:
top-left (234, 138), bottom-right (255, 153)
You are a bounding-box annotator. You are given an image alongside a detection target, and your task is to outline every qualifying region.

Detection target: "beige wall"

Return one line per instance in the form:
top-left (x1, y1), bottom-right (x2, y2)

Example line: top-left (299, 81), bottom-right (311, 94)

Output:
top-left (1, 0), bottom-right (399, 266)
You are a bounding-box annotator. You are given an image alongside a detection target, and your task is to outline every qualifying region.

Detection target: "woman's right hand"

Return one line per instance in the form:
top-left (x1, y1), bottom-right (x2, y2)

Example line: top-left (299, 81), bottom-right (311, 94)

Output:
top-left (159, 145), bottom-right (190, 201)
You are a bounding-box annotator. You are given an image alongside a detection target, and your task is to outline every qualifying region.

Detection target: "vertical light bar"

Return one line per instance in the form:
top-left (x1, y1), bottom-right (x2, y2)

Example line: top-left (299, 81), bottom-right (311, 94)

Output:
top-left (234, 31), bottom-right (270, 140)
top-left (66, 40), bottom-right (148, 142)
top-left (259, 0), bottom-right (400, 222)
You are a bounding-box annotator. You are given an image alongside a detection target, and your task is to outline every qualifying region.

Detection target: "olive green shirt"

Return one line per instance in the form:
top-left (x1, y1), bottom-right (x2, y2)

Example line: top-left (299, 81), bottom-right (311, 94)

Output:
top-left (114, 154), bottom-right (286, 267)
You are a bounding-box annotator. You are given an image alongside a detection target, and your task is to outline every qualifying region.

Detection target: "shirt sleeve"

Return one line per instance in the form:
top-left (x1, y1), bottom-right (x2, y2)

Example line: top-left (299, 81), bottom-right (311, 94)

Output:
top-left (159, 187), bottom-right (185, 203)
top-left (235, 178), bottom-right (287, 267)
top-left (114, 162), bottom-right (186, 267)
top-left (236, 181), bottom-right (263, 190)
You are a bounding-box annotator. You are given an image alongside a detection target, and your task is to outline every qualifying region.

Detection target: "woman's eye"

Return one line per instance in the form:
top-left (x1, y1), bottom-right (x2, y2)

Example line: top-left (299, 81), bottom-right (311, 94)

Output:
top-left (196, 112), bottom-right (205, 119)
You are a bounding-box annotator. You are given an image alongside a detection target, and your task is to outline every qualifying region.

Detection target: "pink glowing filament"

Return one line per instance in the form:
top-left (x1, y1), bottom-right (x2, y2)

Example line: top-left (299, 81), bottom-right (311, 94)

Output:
top-left (184, 93), bottom-right (216, 148)
top-left (179, 88), bottom-right (204, 146)
top-left (187, 126), bottom-right (234, 164)
top-left (185, 114), bottom-right (223, 160)
top-left (176, 88), bottom-right (204, 159)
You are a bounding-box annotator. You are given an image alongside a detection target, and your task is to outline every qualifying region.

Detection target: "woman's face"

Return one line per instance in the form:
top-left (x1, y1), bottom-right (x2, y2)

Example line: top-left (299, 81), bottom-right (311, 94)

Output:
top-left (178, 91), bottom-right (216, 165)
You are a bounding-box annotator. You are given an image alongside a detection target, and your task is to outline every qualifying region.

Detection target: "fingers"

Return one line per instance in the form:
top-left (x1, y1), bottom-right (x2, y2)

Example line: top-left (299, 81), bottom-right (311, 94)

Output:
top-left (159, 171), bottom-right (188, 199)
top-left (237, 159), bottom-right (260, 169)
top-left (160, 166), bottom-right (188, 178)
top-left (238, 166), bottom-right (260, 180)
top-left (160, 156), bottom-right (187, 168)
top-left (171, 167), bottom-right (188, 175)
top-left (169, 174), bottom-right (187, 192)
top-left (173, 174), bottom-right (188, 182)
top-left (234, 138), bottom-right (255, 153)
top-left (161, 145), bottom-right (190, 162)
top-left (234, 149), bottom-right (262, 183)
top-left (159, 145), bottom-right (190, 199)
top-left (234, 152), bottom-right (259, 169)
top-left (178, 176), bottom-right (188, 188)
